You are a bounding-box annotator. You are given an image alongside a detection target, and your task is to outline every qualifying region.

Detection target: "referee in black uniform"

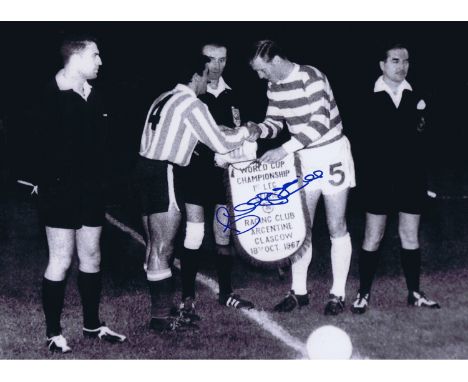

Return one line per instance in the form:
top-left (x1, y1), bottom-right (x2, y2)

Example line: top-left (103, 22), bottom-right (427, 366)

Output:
top-left (351, 43), bottom-right (440, 314)
top-left (177, 43), bottom-right (255, 318)
top-left (37, 36), bottom-right (126, 353)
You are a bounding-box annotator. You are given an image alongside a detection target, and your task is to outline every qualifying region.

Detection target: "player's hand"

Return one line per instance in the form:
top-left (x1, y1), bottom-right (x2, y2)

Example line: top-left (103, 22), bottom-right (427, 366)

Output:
top-left (245, 121), bottom-right (261, 142)
top-left (219, 124), bottom-right (237, 135)
top-left (230, 146), bottom-right (244, 160)
top-left (259, 147), bottom-right (287, 164)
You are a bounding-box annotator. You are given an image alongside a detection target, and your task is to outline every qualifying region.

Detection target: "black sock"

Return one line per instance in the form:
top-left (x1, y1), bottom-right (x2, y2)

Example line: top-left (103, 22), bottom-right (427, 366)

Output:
top-left (216, 246), bottom-right (233, 296)
top-left (42, 277), bottom-right (66, 337)
top-left (77, 271), bottom-right (102, 330)
top-left (148, 277), bottom-right (174, 318)
top-left (400, 248), bottom-right (421, 293)
top-left (358, 249), bottom-right (379, 295)
top-left (180, 248), bottom-right (200, 300)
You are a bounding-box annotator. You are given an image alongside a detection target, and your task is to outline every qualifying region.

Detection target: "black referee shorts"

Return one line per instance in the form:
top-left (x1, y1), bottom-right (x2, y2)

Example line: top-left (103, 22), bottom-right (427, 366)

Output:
top-left (178, 151), bottom-right (228, 207)
top-left (38, 177), bottom-right (105, 229)
top-left (133, 156), bottom-right (185, 215)
top-left (362, 175), bottom-right (427, 215)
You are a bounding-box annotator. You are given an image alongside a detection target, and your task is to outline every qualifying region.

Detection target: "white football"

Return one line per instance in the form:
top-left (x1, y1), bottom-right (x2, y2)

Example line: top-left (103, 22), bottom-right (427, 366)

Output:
top-left (306, 325), bottom-right (353, 360)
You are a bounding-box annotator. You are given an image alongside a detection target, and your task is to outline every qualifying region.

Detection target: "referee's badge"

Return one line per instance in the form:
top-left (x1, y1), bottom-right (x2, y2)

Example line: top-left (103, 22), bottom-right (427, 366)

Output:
top-left (231, 106), bottom-right (241, 127)
top-left (416, 99), bottom-right (426, 133)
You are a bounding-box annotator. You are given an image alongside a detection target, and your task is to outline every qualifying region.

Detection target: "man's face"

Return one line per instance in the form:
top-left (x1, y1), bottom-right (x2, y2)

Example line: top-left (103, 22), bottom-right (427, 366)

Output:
top-left (75, 42), bottom-right (103, 80)
top-left (202, 45), bottom-right (227, 82)
top-left (380, 48), bottom-right (409, 84)
top-left (250, 56), bottom-right (280, 83)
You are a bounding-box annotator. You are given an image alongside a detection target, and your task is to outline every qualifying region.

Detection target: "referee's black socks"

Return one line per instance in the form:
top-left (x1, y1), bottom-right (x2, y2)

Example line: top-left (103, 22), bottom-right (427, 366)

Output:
top-left (216, 245), bottom-right (233, 296)
top-left (400, 248), bottom-right (421, 294)
top-left (358, 249), bottom-right (379, 295)
top-left (180, 248), bottom-right (200, 300)
top-left (42, 277), bottom-right (66, 337)
top-left (78, 271), bottom-right (102, 330)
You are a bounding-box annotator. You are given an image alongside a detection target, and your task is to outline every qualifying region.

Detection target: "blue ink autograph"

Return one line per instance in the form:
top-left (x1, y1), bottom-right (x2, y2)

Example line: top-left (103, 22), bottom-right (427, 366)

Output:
top-left (216, 170), bottom-right (323, 235)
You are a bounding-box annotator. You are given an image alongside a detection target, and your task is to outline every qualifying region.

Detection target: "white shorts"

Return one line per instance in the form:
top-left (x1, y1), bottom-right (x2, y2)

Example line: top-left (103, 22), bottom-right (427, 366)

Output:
top-left (296, 135), bottom-right (356, 196)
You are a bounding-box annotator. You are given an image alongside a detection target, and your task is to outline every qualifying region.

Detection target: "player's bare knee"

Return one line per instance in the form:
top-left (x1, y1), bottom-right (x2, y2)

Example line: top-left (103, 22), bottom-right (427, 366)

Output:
top-left (45, 256), bottom-right (72, 280)
top-left (363, 241), bottom-right (380, 252)
top-left (214, 233), bottom-right (230, 246)
top-left (184, 221), bottom-right (205, 250)
top-left (146, 250), bottom-right (171, 272)
top-left (363, 233), bottom-right (383, 252)
top-left (78, 250), bottom-right (101, 273)
top-left (399, 233), bottom-right (419, 249)
top-left (214, 224), bottom-right (230, 246)
top-left (79, 258), bottom-right (101, 273)
top-left (159, 243), bottom-right (174, 260)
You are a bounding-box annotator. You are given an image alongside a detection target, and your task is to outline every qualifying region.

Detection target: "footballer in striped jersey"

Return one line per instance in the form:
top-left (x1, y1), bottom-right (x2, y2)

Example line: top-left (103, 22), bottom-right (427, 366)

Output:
top-left (248, 40), bottom-right (355, 315)
top-left (135, 53), bottom-right (258, 332)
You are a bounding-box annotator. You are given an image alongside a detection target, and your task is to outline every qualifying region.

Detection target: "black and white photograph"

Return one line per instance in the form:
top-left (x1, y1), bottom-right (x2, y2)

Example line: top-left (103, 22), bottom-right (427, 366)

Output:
top-left (0, 2), bottom-right (467, 373)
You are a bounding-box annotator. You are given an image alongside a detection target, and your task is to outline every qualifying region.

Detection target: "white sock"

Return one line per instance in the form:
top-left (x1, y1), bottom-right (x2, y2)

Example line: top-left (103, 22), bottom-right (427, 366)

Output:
top-left (330, 233), bottom-right (352, 298)
top-left (291, 244), bottom-right (312, 295)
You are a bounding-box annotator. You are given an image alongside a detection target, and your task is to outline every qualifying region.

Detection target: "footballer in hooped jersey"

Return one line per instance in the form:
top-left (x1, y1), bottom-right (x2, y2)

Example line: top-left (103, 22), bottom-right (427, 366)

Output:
top-left (248, 40), bottom-right (355, 316)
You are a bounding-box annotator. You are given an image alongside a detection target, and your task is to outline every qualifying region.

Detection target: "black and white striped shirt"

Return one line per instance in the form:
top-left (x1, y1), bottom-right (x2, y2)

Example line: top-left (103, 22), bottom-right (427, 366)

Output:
top-left (140, 84), bottom-right (248, 166)
top-left (258, 64), bottom-right (343, 153)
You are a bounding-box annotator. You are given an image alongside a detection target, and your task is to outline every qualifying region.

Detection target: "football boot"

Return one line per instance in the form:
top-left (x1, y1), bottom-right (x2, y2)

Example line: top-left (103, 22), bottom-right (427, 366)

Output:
top-left (324, 294), bottom-right (345, 316)
top-left (219, 292), bottom-right (254, 309)
top-left (83, 323), bottom-right (126, 343)
top-left (273, 290), bottom-right (309, 312)
top-left (47, 334), bottom-right (71, 353)
top-left (408, 291), bottom-right (440, 309)
top-left (351, 292), bottom-right (370, 314)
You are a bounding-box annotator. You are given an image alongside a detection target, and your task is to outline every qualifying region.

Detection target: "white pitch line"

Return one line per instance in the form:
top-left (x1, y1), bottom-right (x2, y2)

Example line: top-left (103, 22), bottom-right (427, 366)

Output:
top-left (105, 213), bottom-right (307, 358)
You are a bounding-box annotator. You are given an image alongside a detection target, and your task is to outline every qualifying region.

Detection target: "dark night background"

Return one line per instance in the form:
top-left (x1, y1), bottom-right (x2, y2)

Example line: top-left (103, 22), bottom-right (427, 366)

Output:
top-left (1, 21), bottom-right (467, 202)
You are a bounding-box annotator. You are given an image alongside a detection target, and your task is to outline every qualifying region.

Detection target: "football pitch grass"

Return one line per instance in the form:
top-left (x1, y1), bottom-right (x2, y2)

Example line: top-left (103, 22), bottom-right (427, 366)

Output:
top-left (0, 193), bottom-right (467, 360)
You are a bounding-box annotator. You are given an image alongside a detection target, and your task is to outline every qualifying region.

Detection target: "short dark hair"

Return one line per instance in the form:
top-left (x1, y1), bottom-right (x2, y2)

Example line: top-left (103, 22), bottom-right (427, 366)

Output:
top-left (179, 54), bottom-right (211, 84)
top-left (250, 40), bottom-right (287, 63)
top-left (380, 43), bottom-right (409, 62)
top-left (202, 41), bottom-right (227, 51)
top-left (60, 35), bottom-right (98, 64)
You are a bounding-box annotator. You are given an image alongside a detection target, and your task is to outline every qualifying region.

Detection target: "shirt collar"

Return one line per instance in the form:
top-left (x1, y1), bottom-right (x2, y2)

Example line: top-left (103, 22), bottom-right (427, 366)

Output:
top-left (207, 76), bottom-right (231, 97)
top-left (374, 75), bottom-right (412, 108)
top-left (277, 63), bottom-right (299, 84)
top-left (374, 75), bottom-right (412, 94)
top-left (55, 69), bottom-right (92, 100)
top-left (175, 83), bottom-right (197, 98)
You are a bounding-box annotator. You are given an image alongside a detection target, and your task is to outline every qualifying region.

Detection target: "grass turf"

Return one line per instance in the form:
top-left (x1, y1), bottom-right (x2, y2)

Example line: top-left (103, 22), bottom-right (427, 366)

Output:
top-left (0, 191), bottom-right (467, 359)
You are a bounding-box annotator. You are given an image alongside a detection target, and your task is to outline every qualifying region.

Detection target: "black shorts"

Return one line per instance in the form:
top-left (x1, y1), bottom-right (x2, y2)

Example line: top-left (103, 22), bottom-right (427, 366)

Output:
top-left (38, 177), bottom-right (105, 229)
top-left (133, 156), bottom-right (185, 215)
top-left (362, 174), bottom-right (427, 215)
top-left (178, 150), bottom-right (228, 207)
